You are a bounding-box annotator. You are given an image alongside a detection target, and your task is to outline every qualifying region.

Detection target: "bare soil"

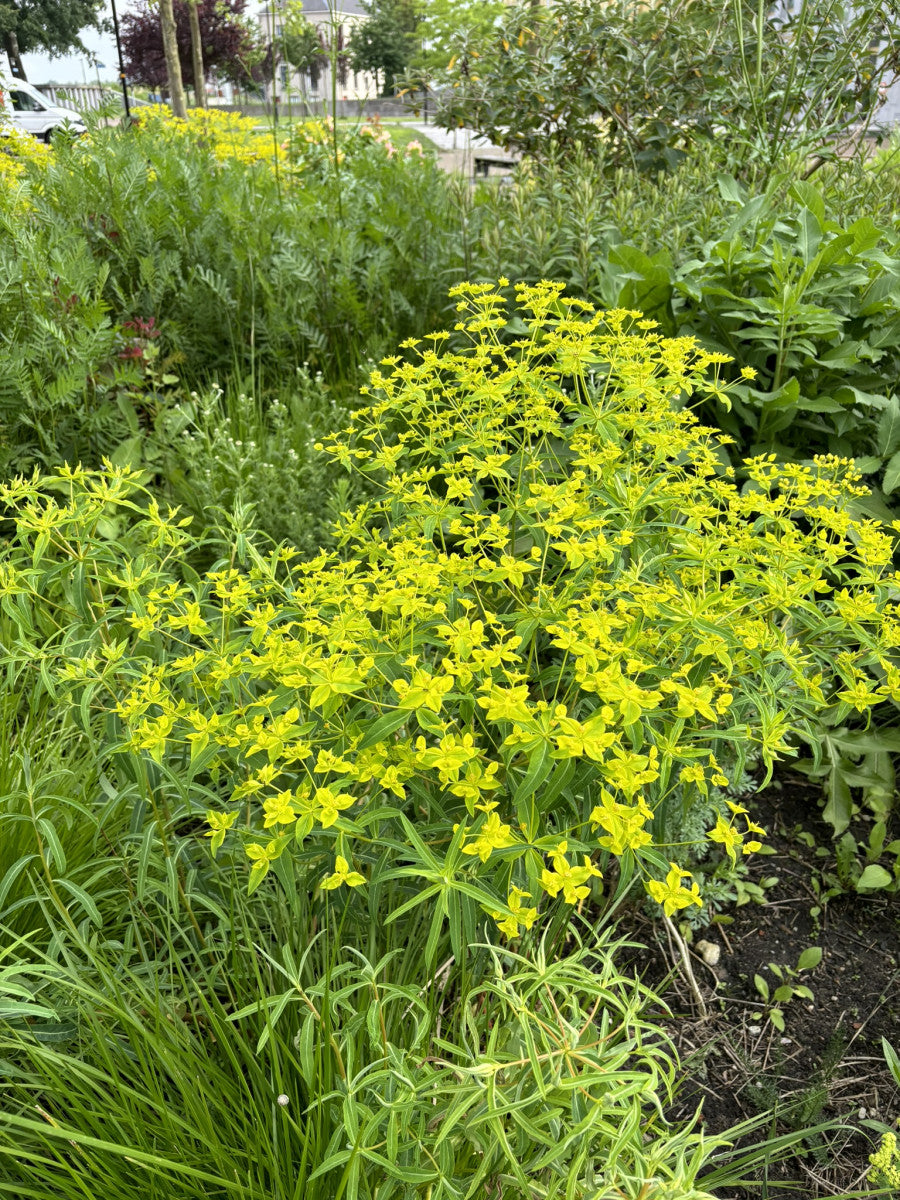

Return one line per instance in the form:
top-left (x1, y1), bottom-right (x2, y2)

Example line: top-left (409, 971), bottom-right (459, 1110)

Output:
top-left (628, 778), bottom-right (900, 1198)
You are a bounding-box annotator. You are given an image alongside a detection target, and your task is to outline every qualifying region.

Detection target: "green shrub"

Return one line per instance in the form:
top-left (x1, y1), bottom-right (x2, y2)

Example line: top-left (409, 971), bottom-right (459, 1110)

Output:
top-left (431, 0), bottom-right (900, 176)
top-left (467, 145), bottom-right (735, 289)
top-left (156, 371), bottom-right (358, 558)
top-left (0, 111), bottom-right (461, 480)
top-left (610, 181), bottom-right (900, 489)
top-left (4, 282), bottom-right (899, 942)
top-left (0, 206), bottom-right (147, 472)
top-left (29, 118), bottom-right (458, 391)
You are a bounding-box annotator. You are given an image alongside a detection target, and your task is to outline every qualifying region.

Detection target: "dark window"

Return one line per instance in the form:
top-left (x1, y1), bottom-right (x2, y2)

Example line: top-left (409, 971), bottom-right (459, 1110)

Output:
top-left (10, 89), bottom-right (46, 112)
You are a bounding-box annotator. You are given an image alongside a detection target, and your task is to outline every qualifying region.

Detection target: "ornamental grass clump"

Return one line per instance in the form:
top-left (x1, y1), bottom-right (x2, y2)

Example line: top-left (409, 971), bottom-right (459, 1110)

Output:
top-left (5, 281), bottom-right (900, 953)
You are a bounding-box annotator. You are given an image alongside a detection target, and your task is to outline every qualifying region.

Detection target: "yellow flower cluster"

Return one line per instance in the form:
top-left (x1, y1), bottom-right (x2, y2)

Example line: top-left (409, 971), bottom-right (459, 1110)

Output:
top-left (133, 104), bottom-right (285, 168)
top-left (120, 283), bottom-right (900, 916)
top-left (296, 116), bottom-right (333, 146)
top-left (285, 114), bottom-right (426, 168)
top-left (8, 283), bottom-right (900, 941)
top-left (869, 1130), bottom-right (900, 1191)
top-left (0, 123), bottom-right (51, 212)
top-left (646, 864), bottom-right (702, 918)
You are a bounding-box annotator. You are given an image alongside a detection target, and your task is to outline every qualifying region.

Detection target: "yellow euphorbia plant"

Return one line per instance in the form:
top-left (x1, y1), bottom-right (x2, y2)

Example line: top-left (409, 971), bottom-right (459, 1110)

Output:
top-left (4, 281), bottom-right (898, 957)
top-left (0, 120), bottom-right (51, 212)
top-left (132, 104), bottom-right (287, 167)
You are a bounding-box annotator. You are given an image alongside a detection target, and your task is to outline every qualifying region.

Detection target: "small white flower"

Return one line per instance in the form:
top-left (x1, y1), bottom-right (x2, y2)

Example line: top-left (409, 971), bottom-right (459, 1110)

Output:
top-left (276, 1093), bottom-right (290, 1107)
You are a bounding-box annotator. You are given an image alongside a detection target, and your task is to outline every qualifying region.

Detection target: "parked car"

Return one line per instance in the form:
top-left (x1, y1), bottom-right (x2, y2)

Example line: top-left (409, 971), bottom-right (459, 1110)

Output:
top-left (0, 78), bottom-right (86, 141)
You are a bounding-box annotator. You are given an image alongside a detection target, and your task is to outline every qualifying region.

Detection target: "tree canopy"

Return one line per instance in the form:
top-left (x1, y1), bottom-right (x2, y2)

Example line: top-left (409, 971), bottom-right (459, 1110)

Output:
top-left (1, 0), bottom-right (105, 79)
top-left (280, 1), bottom-right (326, 86)
top-left (120, 0), bottom-right (262, 90)
top-left (433, 0), bottom-right (900, 171)
top-left (348, 0), bottom-right (419, 97)
top-left (411, 0), bottom-right (505, 76)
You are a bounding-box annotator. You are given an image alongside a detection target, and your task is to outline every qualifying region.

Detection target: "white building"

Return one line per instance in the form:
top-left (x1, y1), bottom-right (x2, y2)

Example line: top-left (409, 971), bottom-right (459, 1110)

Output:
top-left (257, 1), bottom-right (380, 105)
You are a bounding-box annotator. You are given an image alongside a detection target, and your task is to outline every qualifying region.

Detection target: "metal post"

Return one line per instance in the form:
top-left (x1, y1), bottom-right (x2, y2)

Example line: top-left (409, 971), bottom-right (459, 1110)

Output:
top-left (109, 0), bottom-right (132, 120)
top-left (271, 4), bottom-right (279, 128)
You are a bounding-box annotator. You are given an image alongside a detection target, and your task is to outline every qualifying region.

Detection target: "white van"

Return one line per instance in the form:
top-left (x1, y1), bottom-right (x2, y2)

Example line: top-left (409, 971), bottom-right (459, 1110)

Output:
top-left (0, 78), bottom-right (86, 141)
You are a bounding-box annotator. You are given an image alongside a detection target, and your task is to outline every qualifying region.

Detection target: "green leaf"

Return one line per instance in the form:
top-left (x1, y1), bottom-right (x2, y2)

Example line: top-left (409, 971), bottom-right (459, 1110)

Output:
top-left (716, 172), bottom-right (745, 204)
top-left (848, 215), bottom-right (882, 253)
top-left (761, 376), bottom-right (800, 410)
top-left (424, 900), bottom-right (445, 971)
top-left (308, 1149), bottom-right (352, 1182)
top-left (796, 205), bottom-right (823, 266)
top-left (513, 738), bottom-right (552, 835)
top-left (537, 755), bottom-right (577, 813)
top-left (0, 855), bottom-right (38, 911)
top-left (55, 880), bottom-right (102, 926)
top-left (255, 989), bottom-right (294, 1053)
top-left (852, 455), bottom-right (883, 474)
top-left (36, 818), bottom-right (66, 876)
top-left (856, 864), bottom-right (892, 891)
top-left (359, 1149), bottom-right (435, 1184)
top-left (882, 1037), bottom-right (900, 1089)
top-left (882, 449), bottom-right (900, 495)
top-left (397, 813), bottom-right (442, 872)
top-left (297, 1011), bottom-right (316, 1086)
top-left (789, 182), bottom-right (825, 224)
top-left (794, 396), bottom-right (844, 414)
top-left (608, 243), bottom-right (673, 316)
top-left (769, 1009), bottom-right (785, 1032)
top-left (878, 396), bottom-right (900, 457)
top-left (723, 192), bottom-right (770, 238)
top-left (822, 767), bottom-right (852, 835)
top-left (356, 707), bottom-right (409, 750)
top-left (868, 821), bottom-right (887, 861)
top-left (754, 974), bottom-right (769, 1002)
top-left (415, 707), bottom-right (445, 735)
top-left (384, 883), bottom-right (441, 924)
top-left (247, 861), bottom-right (270, 895)
top-left (797, 946), bottom-right (823, 970)
top-left (110, 435), bottom-right (144, 470)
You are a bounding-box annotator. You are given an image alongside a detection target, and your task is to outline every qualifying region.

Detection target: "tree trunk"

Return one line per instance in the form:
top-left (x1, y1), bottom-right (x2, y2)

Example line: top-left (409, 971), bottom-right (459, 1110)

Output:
top-left (187, 0), bottom-right (206, 108)
top-left (158, 0), bottom-right (187, 118)
top-left (3, 30), bottom-right (26, 80)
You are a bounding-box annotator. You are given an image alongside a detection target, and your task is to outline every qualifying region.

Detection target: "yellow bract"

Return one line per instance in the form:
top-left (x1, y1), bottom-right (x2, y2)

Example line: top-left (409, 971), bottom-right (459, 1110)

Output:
top-left (590, 792), bottom-right (653, 855)
top-left (462, 812), bottom-right (516, 863)
top-left (646, 864), bottom-right (703, 917)
top-left (540, 843), bottom-right (602, 904)
top-left (322, 855), bottom-right (366, 890)
top-left (490, 887), bottom-right (538, 939)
